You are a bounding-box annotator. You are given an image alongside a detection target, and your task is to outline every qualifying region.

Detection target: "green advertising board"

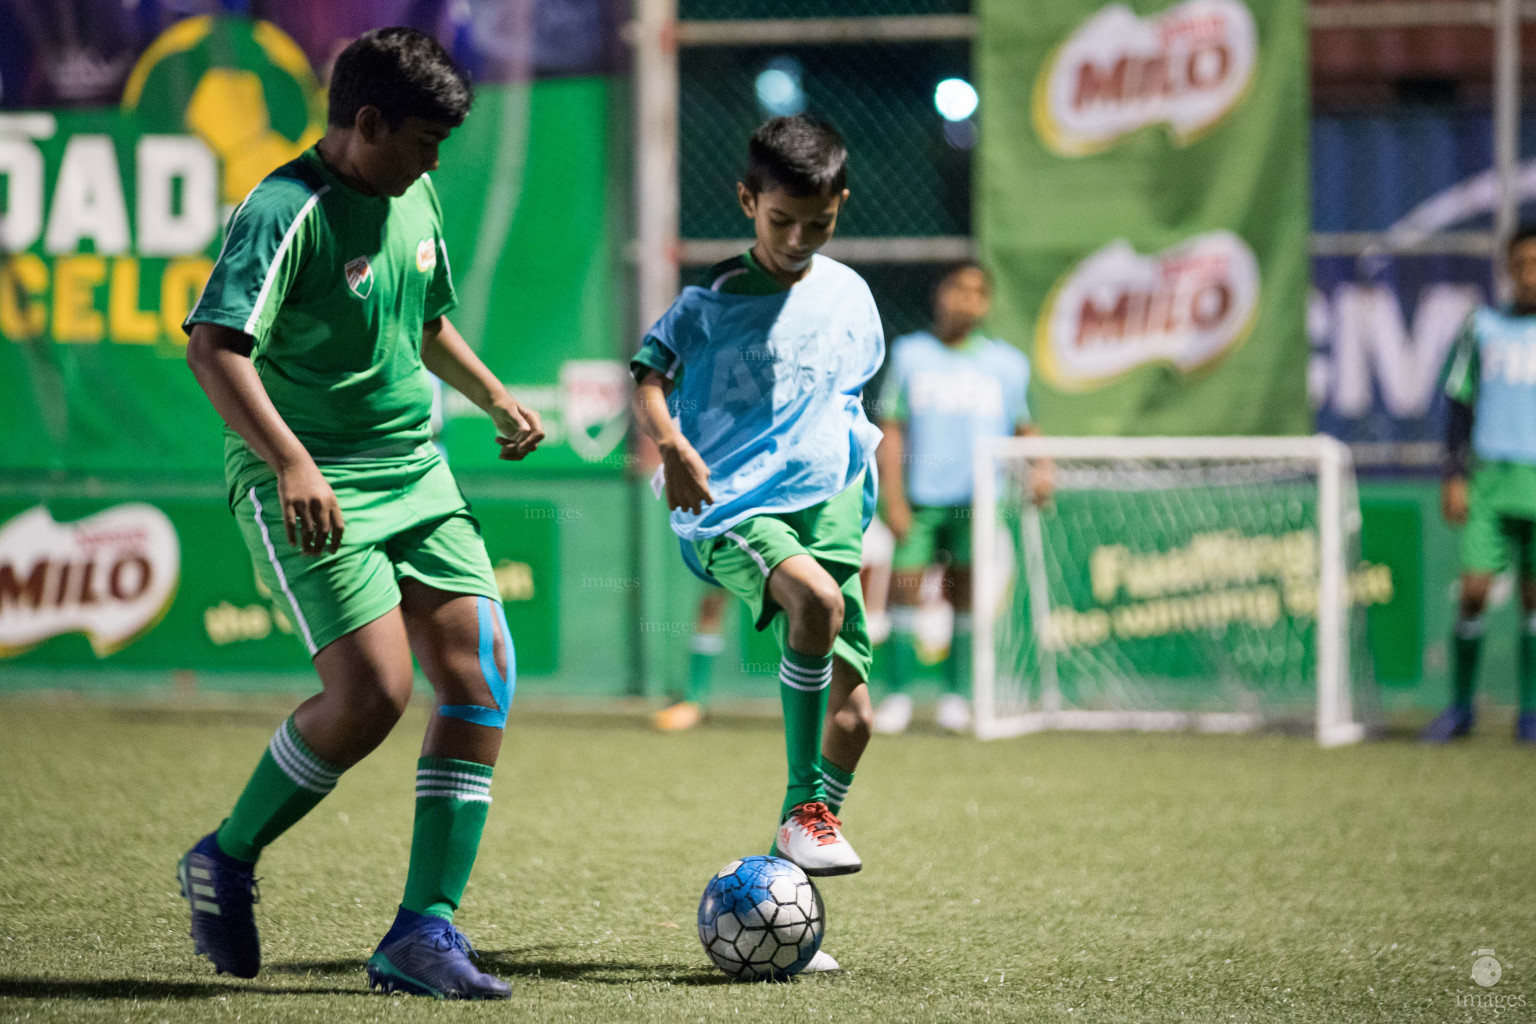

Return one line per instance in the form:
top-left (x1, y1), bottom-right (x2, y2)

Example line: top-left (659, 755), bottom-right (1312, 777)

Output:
top-left (0, 493), bottom-right (559, 675)
top-left (0, 15), bottom-right (625, 479)
top-left (978, 0), bottom-right (1312, 435)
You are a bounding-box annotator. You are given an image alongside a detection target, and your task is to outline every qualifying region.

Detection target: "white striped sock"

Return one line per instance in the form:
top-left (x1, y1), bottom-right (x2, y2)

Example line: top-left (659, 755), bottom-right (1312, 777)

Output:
top-left (268, 719), bottom-right (341, 795)
top-left (415, 765), bottom-right (493, 803)
top-left (780, 659), bottom-right (832, 692)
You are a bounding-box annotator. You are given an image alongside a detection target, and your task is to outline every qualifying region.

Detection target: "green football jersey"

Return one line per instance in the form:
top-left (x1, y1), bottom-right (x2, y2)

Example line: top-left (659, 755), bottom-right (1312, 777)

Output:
top-left (186, 146), bottom-right (457, 497)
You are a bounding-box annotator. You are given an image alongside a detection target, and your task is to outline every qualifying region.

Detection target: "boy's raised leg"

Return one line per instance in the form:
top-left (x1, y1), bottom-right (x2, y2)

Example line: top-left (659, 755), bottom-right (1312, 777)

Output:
top-left (767, 556), bottom-right (861, 876)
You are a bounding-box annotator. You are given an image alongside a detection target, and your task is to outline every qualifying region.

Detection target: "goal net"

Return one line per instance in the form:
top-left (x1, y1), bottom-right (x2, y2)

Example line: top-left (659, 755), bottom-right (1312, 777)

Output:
top-left (972, 436), bottom-right (1370, 746)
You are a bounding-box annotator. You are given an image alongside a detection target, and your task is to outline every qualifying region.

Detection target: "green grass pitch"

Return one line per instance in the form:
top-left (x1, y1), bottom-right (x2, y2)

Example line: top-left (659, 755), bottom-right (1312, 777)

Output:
top-left (0, 698), bottom-right (1531, 1023)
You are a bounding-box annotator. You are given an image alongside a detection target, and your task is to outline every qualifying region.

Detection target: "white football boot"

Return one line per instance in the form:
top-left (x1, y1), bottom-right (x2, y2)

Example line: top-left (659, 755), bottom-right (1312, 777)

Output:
top-left (802, 949), bottom-right (841, 973)
top-left (872, 693), bottom-right (913, 735)
top-left (935, 694), bottom-right (972, 734)
top-left (776, 802), bottom-right (861, 876)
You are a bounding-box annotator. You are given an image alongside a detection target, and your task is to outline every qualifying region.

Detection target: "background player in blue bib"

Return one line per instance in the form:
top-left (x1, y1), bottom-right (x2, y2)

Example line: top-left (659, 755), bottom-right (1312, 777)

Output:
top-left (873, 261), bottom-right (1045, 735)
top-left (1428, 225), bottom-right (1536, 744)
top-left (631, 119), bottom-right (882, 962)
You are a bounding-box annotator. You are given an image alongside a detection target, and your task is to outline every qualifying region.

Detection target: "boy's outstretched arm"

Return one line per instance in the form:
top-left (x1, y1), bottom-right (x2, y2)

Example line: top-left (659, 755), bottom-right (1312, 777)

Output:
top-left (632, 369), bottom-right (714, 514)
top-left (186, 322), bottom-right (344, 556)
top-left (421, 316), bottom-right (545, 461)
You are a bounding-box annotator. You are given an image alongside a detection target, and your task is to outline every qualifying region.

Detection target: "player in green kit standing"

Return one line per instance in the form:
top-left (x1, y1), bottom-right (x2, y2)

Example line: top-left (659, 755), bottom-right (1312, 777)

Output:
top-left (632, 116), bottom-right (883, 971)
top-left (872, 261), bottom-right (1045, 735)
top-left (177, 29), bottom-right (544, 998)
top-left (1426, 226), bottom-right (1536, 744)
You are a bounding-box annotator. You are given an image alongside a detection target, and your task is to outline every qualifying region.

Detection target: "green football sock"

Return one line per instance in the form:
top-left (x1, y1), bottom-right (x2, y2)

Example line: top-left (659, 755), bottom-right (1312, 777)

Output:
top-left (779, 646), bottom-right (832, 820)
top-left (1451, 617), bottom-right (1484, 711)
top-left (684, 632), bottom-right (723, 704)
top-left (215, 716), bottom-right (343, 863)
top-left (401, 757), bottom-right (494, 922)
top-left (945, 613), bottom-right (973, 696)
top-left (818, 756), bottom-right (855, 817)
top-left (1521, 616), bottom-right (1536, 713)
top-left (887, 606), bottom-right (919, 695)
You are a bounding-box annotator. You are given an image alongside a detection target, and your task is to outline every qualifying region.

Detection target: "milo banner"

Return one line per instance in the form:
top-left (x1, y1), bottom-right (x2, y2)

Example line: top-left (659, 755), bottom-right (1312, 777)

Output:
top-left (0, 493), bottom-right (559, 674)
top-left (0, 3), bottom-right (626, 477)
top-left (978, 0), bottom-right (1312, 435)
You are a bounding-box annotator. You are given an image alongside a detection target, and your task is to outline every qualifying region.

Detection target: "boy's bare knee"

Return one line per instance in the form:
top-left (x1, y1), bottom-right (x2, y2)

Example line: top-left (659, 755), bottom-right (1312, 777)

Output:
top-left (792, 579), bottom-right (844, 648)
top-left (832, 700), bottom-right (872, 740)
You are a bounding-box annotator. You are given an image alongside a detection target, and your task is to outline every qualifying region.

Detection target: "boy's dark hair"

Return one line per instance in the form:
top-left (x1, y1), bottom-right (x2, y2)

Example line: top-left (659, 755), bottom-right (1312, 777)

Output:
top-left (743, 116), bottom-right (848, 197)
top-left (1510, 224), bottom-right (1536, 252)
top-left (934, 259), bottom-right (992, 297)
top-left (328, 27), bottom-right (473, 129)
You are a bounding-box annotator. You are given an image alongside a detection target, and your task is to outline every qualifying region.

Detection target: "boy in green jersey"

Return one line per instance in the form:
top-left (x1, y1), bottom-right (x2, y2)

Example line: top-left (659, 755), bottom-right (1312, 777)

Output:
top-left (1427, 226), bottom-right (1536, 744)
top-left (177, 29), bottom-right (542, 998)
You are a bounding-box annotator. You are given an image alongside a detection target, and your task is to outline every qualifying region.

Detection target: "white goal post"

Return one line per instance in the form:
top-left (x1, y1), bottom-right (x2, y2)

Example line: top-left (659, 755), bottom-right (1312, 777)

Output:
top-left (972, 435), bottom-right (1369, 747)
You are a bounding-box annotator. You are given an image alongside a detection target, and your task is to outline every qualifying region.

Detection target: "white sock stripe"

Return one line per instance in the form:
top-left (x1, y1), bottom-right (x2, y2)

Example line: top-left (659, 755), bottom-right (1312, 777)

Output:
top-left (952, 612), bottom-right (974, 632)
top-left (268, 730), bottom-right (334, 793)
top-left (416, 769), bottom-right (493, 789)
top-left (280, 722), bottom-right (341, 780)
top-left (1456, 617), bottom-right (1486, 639)
top-left (779, 660), bottom-right (832, 681)
top-left (271, 724), bottom-right (339, 784)
top-left (888, 606), bottom-right (920, 630)
top-left (691, 633), bottom-right (726, 655)
top-left (415, 788), bottom-right (493, 803)
top-left (819, 771), bottom-right (849, 790)
top-left (779, 672), bottom-right (830, 692)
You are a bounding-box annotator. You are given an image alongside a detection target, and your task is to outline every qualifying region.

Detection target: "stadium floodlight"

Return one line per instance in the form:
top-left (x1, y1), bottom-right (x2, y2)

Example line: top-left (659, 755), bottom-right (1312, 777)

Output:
top-left (971, 435), bottom-right (1372, 747)
top-left (756, 58), bottom-right (806, 117)
top-left (934, 77), bottom-right (978, 122)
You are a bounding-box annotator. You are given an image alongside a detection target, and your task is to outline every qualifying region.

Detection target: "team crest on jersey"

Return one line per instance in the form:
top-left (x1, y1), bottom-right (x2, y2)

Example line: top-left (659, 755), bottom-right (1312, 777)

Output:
top-left (344, 256), bottom-right (374, 299)
top-left (416, 238), bottom-right (438, 274)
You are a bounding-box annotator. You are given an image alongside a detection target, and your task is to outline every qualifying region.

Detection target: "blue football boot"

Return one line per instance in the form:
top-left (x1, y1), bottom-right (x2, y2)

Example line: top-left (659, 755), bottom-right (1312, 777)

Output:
top-left (176, 832), bottom-right (261, 978)
top-left (1420, 705), bottom-right (1474, 743)
top-left (1517, 710), bottom-right (1536, 744)
top-left (366, 907), bottom-right (511, 1000)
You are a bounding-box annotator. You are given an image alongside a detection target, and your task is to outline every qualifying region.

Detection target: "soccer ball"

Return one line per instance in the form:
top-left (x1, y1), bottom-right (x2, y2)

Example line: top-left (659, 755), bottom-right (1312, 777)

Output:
top-left (697, 855), bottom-right (824, 980)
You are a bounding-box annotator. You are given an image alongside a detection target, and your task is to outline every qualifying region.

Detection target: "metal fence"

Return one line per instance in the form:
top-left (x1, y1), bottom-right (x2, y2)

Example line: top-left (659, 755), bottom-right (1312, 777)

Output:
top-left (632, 0), bottom-right (1532, 350)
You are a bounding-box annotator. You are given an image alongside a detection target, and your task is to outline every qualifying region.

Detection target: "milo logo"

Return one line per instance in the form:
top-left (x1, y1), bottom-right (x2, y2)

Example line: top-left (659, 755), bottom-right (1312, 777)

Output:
top-left (1033, 0), bottom-right (1256, 156)
top-left (1035, 231), bottom-right (1260, 390)
top-left (0, 504), bottom-right (180, 657)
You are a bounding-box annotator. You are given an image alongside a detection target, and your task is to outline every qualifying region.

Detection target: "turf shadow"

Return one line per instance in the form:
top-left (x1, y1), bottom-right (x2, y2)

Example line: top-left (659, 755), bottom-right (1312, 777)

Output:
top-left (264, 958), bottom-right (365, 977)
top-left (476, 952), bottom-right (732, 987)
top-left (0, 976), bottom-right (364, 1000)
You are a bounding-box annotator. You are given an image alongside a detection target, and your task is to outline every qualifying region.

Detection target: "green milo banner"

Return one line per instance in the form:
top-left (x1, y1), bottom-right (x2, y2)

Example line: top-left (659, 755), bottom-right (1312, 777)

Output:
top-left (0, 10), bottom-right (625, 679)
top-left (0, 15), bottom-right (625, 478)
top-left (978, 0), bottom-right (1312, 435)
top-left (0, 494), bottom-right (559, 674)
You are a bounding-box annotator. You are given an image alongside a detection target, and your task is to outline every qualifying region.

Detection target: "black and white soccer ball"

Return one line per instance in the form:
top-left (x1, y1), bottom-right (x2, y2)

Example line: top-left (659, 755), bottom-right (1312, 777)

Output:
top-left (697, 855), bottom-right (824, 980)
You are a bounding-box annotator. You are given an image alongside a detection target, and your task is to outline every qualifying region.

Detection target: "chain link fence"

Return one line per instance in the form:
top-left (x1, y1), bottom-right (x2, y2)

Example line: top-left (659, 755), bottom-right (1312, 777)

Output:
top-left (676, 2), bottom-right (975, 345)
top-left (680, 41), bottom-right (972, 239)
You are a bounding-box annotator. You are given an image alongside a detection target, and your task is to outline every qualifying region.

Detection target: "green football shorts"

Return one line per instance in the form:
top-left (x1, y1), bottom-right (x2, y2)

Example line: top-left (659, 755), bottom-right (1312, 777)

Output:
top-left (1461, 502), bottom-right (1536, 577)
top-left (890, 503), bottom-right (972, 571)
top-left (232, 450), bottom-right (500, 657)
top-left (691, 476), bottom-right (873, 682)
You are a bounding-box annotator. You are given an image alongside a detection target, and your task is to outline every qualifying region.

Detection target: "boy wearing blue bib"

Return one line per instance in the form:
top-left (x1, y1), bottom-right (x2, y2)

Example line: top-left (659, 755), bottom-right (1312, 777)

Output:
top-left (1428, 226), bottom-right (1536, 744)
top-left (632, 118), bottom-right (882, 923)
top-left (872, 262), bottom-right (1041, 735)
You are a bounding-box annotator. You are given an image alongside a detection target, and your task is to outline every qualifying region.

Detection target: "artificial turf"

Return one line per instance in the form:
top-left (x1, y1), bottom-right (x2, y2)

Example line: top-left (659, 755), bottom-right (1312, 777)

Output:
top-left (0, 697), bottom-right (1531, 1023)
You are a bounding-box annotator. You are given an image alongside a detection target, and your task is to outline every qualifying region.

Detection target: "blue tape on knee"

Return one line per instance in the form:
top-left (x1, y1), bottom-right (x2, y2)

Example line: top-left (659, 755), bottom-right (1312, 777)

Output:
top-left (439, 596), bottom-right (515, 728)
